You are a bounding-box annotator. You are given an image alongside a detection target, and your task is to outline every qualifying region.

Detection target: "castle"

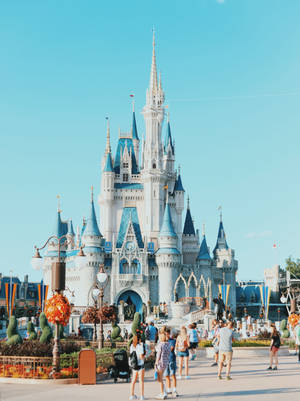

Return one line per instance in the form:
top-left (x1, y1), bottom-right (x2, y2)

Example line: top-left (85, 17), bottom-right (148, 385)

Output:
top-left (40, 35), bottom-right (238, 317)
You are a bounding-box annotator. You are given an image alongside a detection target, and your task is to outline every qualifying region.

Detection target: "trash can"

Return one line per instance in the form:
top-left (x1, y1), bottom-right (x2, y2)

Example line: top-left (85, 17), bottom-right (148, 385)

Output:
top-left (79, 348), bottom-right (96, 385)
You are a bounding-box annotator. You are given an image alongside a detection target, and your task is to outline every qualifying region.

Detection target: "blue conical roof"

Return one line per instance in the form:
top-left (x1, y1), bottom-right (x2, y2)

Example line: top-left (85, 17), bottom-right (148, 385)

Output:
top-left (84, 199), bottom-right (101, 237)
top-left (164, 122), bottom-right (174, 155)
top-left (104, 152), bottom-right (114, 172)
top-left (197, 235), bottom-right (211, 260)
top-left (54, 211), bottom-right (68, 238)
top-left (183, 207), bottom-right (195, 235)
top-left (214, 220), bottom-right (228, 251)
top-left (174, 174), bottom-right (184, 192)
top-left (160, 202), bottom-right (177, 237)
top-left (67, 219), bottom-right (75, 236)
top-left (132, 111), bottom-right (139, 140)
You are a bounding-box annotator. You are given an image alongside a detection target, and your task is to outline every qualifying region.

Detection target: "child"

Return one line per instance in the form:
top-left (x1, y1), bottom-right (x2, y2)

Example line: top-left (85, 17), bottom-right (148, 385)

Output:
top-left (155, 332), bottom-right (171, 400)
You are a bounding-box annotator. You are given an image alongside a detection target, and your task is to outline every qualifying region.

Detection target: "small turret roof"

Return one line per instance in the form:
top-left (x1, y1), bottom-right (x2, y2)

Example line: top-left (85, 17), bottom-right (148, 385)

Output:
top-left (164, 121), bottom-right (174, 155)
top-left (132, 111), bottom-right (139, 140)
top-left (183, 205), bottom-right (196, 236)
top-left (83, 194), bottom-right (101, 237)
top-left (67, 219), bottom-right (75, 236)
top-left (174, 174), bottom-right (184, 192)
top-left (54, 211), bottom-right (68, 238)
top-left (160, 202), bottom-right (177, 238)
top-left (214, 219), bottom-right (228, 252)
top-left (116, 207), bottom-right (144, 248)
top-left (197, 235), bottom-right (211, 260)
top-left (104, 152), bottom-right (114, 172)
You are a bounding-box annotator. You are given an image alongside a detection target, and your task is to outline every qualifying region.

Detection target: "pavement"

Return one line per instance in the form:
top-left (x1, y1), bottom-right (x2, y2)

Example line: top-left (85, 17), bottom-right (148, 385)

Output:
top-left (1, 355), bottom-right (300, 401)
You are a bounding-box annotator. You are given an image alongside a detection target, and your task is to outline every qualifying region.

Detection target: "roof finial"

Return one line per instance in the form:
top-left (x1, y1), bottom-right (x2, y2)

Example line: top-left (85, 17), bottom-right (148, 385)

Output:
top-left (130, 94), bottom-right (135, 112)
top-left (159, 71), bottom-right (162, 90)
top-left (57, 194), bottom-right (61, 213)
top-left (202, 223), bottom-right (206, 236)
top-left (105, 117), bottom-right (111, 154)
top-left (187, 195), bottom-right (190, 210)
top-left (91, 185), bottom-right (94, 202)
top-left (178, 164), bottom-right (181, 175)
top-left (218, 205), bottom-right (222, 221)
top-left (149, 27), bottom-right (158, 91)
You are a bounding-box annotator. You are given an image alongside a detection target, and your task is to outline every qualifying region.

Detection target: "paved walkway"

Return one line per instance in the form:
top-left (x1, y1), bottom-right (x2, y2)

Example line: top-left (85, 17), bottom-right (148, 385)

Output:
top-left (1, 356), bottom-right (300, 401)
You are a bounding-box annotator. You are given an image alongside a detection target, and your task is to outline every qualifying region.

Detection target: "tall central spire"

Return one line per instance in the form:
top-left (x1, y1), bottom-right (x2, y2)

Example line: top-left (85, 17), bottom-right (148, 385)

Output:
top-left (149, 29), bottom-right (158, 92)
top-left (105, 117), bottom-right (111, 155)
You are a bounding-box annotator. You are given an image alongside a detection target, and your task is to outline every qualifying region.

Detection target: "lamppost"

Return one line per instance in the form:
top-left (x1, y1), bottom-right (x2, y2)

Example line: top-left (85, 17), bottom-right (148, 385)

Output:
top-left (91, 264), bottom-right (108, 349)
top-left (31, 236), bottom-right (86, 374)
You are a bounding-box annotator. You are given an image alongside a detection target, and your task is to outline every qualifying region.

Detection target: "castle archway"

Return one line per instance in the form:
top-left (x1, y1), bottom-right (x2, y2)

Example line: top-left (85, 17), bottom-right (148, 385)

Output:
top-left (117, 290), bottom-right (143, 320)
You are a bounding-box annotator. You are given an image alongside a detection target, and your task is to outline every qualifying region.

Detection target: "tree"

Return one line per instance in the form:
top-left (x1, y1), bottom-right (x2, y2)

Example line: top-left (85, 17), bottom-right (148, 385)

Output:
top-left (285, 257), bottom-right (300, 278)
top-left (81, 306), bottom-right (99, 341)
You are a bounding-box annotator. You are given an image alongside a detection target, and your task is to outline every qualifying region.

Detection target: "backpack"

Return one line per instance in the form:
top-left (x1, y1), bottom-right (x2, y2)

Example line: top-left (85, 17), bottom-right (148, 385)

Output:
top-left (129, 350), bottom-right (140, 370)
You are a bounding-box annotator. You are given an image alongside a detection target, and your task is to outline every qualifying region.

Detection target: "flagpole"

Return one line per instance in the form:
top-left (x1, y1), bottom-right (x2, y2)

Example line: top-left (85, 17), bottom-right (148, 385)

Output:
top-left (9, 270), bottom-right (13, 317)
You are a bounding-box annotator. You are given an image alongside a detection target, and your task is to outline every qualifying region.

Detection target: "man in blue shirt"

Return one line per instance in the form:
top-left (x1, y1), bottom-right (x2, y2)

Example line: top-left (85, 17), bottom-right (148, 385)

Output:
top-left (146, 321), bottom-right (158, 342)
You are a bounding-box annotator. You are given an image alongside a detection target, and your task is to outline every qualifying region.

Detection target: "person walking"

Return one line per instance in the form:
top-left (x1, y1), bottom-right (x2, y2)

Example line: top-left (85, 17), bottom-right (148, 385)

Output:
top-left (176, 326), bottom-right (190, 379)
top-left (294, 320), bottom-right (300, 363)
top-left (146, 321), bottom-right (158, 343)
top-left (267, 324), bottom-right (281, 371)
top-left (164, 328), bottom-right (178, 397)
top-left (155, 332), bottom-right (171, 400)
top-left (129, 333), bottom-right (146, 400)
top-left (188, 323), bottom-right (199, 361)
top-left (211, 320), bottom-right (220, 367)
top-left (217, 321), bottom-right (234, 380)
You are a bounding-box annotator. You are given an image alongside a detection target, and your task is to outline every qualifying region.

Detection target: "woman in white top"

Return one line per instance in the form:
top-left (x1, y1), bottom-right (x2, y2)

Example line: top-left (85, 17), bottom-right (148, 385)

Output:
top-left (129, 333), bottom-right (146, 400)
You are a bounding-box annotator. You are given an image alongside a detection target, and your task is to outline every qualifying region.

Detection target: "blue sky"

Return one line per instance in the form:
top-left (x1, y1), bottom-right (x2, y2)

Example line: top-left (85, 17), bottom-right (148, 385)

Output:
top-left (0, 0), bottom-right (299, 282)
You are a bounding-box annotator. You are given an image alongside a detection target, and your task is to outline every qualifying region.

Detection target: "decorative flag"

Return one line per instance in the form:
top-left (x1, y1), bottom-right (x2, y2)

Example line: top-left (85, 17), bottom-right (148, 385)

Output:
top-left (5, 282), bottom-right (18, 317)
top-left (259, 285), bottom-right (272, 319)
top-left (218, 284), bottom-right (231, 307)
top-left (273, 243), bottom-right (277, 248)
top-left (130, 94), bottom-right (134, 97)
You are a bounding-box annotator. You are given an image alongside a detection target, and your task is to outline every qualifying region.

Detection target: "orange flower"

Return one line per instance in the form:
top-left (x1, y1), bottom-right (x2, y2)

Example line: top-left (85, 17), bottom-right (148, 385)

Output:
top-left (45, 294), bottom-right (71, 326)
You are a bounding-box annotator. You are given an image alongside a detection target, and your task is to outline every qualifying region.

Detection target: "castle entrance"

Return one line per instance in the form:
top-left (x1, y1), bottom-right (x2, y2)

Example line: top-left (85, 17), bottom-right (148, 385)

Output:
top-left (117, 290), bottom-right (143, 321)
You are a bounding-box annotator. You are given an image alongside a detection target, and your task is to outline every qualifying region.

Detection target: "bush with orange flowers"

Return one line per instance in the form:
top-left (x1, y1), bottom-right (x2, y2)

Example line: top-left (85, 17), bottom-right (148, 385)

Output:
top-left (288, 313), bottom-right (299, 328)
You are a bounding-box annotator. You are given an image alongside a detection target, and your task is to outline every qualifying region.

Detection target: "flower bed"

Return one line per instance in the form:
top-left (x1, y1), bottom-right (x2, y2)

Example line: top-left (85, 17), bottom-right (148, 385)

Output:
top-left (199, 339), bottom-right (271, 348)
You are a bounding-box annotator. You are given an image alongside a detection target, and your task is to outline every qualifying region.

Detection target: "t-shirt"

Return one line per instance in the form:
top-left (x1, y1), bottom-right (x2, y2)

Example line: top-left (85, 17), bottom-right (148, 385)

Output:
top-left (147, 325), bottom-right (157, 342)
top-left (189, 328), bottom-right (198, 343)
top-left (130, 343), bottom-right (145, 367)
top-left (219, 327), bottom-right (233, 352)
top-left (272, 334), bottom-right (280, 348)
top-left (168, 338), bottom-right (176, 363)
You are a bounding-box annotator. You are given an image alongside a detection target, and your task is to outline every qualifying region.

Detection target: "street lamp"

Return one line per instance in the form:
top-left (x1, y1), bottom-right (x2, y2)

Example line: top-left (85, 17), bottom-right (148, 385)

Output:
top-left (97, 265), bottom-right (108, 349)
top-left (31, 236), bottom-right (85, 375)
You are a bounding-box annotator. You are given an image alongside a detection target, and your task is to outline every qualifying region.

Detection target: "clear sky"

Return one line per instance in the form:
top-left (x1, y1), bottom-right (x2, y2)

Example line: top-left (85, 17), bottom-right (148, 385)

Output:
top-left (0, 0), bottom-right (299, 282)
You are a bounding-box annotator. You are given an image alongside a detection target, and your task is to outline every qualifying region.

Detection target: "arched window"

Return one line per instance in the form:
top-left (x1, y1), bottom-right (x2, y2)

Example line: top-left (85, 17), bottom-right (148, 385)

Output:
top-left (131, 259), bottom-right (141, 274)
top-left (152, 163), bottom-right (156, 169)
top-left (120, 258), bottom-right (129, 274)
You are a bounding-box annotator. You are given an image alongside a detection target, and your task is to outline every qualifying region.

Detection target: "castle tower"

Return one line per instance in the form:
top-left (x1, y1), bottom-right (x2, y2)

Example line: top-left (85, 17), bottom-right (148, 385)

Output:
top-left (156, 198), bottom-right (181, 304)
top-left (163, 120), bottom-right (175, 173)
top-left (182, 198), bottom-right (199, 264)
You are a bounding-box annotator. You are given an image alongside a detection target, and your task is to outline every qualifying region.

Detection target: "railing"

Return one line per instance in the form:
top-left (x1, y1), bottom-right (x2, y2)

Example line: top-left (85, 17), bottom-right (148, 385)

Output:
top-left (178, 297), bottom-right (209, 308)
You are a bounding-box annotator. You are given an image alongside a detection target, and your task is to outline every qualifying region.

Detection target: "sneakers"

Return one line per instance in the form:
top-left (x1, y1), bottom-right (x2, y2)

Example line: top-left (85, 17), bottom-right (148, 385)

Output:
top-left (190, 354), bottom-right (196, 361)
top-left (177, 375), bottom-right (182, 380)
top-left (267, 366), bottom-right (272, 370)
top-left (173, 391), bottom-right (179, 397)
top-left (155, 394), bottom-right (167, 400)
top-left (185, 376), bottom-right (191, 379)
top-left (218, 375), bottom-right (222, 380)
top-left (226, 376), bottom-right (232, 380)
top-left (166, 389), bottom-right (172, 395)
top-left (140, 397), bottom-right (145, 401)
top-left (211, 362), bottom-right (218, 367)
top-left (129, 396), bottom-right (137, 400)
top-left (273, 366), bottom-right (278, 370)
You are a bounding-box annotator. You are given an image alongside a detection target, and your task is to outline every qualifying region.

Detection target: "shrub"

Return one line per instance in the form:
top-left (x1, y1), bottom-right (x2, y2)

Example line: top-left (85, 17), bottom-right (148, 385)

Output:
top-left (6, 316), bottom-right (22, 345)
top-left (39, 312), bottom-right (53, 344)
top-left (111, 321), bottom-right (123, 342)
top-left (27, 321), bottom-right (37, 340)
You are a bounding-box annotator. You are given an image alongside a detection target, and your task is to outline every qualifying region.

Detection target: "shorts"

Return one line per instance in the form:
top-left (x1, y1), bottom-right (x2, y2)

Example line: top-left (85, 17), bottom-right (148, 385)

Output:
top-left (189, 342), bottom-right (198, 349)
top-left (177, 350), bottom-right (189, 357)
top-left (164, 361), bottom-right (177, 377)
top-left (219, 351), bottom-right (233, 363)
top-left (271, 346), bottom-right (279, 353)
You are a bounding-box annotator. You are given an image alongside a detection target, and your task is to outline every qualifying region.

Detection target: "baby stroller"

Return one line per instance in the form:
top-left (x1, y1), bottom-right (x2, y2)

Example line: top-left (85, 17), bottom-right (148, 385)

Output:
top-left (109, 349), bottom-right (131, 383)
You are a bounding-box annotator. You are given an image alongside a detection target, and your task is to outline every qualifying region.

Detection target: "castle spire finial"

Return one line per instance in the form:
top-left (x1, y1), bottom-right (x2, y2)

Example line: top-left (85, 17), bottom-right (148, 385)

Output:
top-left (57, 194), bottom-right (61, 213)
top-left (149, 27), bottom-right (158, 92)
top-left (218, 205), bottom-right (222, 221)
top-left (105, 117), bottom-right (111, 154)
top-left (187, 195), bottom-right (190, 210)
top-left (202, 223), bottom-right (206, 236)
top-left (91, 185), bottom-right (94, 202)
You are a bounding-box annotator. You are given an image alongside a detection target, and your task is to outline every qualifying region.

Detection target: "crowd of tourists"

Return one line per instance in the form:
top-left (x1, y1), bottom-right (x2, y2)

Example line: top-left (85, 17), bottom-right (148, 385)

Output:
top-left (127, 314), bottom-right (300, 400)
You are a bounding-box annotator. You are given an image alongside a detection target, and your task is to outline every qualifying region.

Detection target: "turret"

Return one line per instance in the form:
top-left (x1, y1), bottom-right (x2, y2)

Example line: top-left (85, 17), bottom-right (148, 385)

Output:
top-left (182, 198), bottom-right (199, 264)
top-left (67, 219), bottom-right (75, 249)
top-left (197, 228), bottom-right (211, 266)
top-left (156, 198), bottom-right (181, 304)
top-left (163, 120), bottom-right (175, 173)
top-left (82, 187), bottom-right (102, 249)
